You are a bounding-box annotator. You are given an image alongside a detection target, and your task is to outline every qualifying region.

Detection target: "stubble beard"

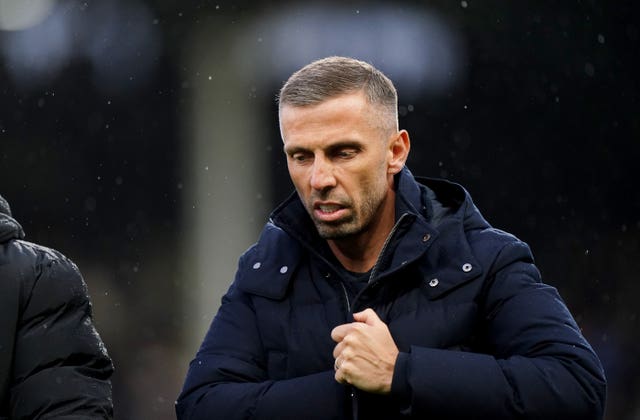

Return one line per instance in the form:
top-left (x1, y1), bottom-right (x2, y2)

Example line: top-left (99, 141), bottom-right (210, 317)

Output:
top-left (310, 187), bottom-right (386, 240)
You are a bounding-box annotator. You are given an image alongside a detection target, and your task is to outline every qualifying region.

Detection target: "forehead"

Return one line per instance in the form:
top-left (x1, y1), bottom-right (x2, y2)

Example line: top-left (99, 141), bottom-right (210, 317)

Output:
top-left (279, 92), bottom-right (379, 145)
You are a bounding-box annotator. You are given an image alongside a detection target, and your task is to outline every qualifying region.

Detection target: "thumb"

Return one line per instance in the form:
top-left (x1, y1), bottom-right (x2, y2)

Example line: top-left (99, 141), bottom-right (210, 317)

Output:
top-left (353, 308), bottom-right (381, 326)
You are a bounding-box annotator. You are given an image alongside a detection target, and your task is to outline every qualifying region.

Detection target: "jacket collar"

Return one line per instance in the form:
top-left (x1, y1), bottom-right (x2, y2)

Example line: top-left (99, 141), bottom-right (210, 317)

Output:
top-left (238, 168), bottom-right (485, 300)
top-left (0, 194), bottom-right (25, 243)
top-left (269, 168), bottom-right (426, 247)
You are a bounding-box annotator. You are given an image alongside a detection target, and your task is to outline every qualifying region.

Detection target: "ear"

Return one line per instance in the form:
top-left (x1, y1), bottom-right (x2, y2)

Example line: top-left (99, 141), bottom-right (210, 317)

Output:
top-left (387, 130), bottom-right (410, 175)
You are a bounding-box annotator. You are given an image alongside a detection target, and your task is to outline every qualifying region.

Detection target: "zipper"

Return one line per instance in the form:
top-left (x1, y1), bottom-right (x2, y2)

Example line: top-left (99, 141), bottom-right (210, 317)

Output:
top-left (348, 213), bottom-right (409, 420)
top-left (367, 213), bottom-right (409, 287)
top-left (340, 281), bottom-right (351, 314)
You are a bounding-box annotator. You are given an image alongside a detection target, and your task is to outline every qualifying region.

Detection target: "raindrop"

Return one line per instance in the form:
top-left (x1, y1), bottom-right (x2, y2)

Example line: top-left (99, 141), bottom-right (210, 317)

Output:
top-left (461, 1), bottom-right (468, 8)
top-left (597, 34), bottom-right (605, 44)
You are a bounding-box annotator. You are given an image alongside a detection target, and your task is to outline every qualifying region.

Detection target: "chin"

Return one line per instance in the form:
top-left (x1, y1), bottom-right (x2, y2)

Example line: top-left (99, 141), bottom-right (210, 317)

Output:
top-left (315, 222), bottom-right (360, 240)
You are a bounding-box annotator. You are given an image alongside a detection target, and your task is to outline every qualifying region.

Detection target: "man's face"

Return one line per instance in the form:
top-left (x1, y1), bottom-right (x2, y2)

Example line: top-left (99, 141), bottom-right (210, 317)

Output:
top-left (280, 91), bottom-right (399, 241)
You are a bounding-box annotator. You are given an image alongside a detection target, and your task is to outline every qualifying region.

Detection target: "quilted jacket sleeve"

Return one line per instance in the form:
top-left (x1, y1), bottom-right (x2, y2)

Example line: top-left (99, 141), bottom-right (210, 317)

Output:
top-left (9, 244), bottom-right (114, 419)
top-left (390, 240), bottom-right (606, 419)
top-left (175, 279), bottom-right (348, 420)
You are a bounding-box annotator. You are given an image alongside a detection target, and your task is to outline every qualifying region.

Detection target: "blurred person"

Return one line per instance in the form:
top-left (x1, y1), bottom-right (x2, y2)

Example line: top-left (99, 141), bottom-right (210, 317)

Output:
top-left (0, 194), bottom-right (114, 418)
top-left (176, 56), bottom-right (606, 419)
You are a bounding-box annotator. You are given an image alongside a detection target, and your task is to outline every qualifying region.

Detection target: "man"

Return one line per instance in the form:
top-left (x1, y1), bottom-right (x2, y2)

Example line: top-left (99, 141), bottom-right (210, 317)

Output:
top-left (0, 194), bottom-right (114, 418)
top-left (176, 56), bottom-right (606, 419)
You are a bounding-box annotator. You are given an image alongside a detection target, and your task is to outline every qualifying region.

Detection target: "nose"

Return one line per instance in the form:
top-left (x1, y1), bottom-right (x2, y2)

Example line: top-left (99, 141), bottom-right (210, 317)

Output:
top-left (309, 157), bottom-right (336, 191)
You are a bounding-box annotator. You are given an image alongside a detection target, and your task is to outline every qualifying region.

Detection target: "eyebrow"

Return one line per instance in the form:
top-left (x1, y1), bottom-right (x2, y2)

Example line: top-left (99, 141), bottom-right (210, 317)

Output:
top-left (283, 145), bottom-right (306, 156)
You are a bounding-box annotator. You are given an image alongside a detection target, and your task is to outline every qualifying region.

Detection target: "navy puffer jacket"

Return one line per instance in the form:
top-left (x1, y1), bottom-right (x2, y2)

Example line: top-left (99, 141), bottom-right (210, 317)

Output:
top-left (177, 168), bottom-right (606, 419)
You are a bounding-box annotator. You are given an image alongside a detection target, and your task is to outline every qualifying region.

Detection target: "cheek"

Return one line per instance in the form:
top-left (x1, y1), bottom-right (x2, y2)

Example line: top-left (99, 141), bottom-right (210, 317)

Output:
top-left (288, 166), bottom-right (310, 195)
top-left (352, 169), bottom-right (385, 201)
top-left (361, 157), bottom-right (390, 188)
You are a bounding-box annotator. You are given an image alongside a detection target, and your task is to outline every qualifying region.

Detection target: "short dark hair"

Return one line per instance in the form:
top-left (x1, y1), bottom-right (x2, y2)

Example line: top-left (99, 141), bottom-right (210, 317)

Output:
top-left (277, 56), bottom-right (398, 132)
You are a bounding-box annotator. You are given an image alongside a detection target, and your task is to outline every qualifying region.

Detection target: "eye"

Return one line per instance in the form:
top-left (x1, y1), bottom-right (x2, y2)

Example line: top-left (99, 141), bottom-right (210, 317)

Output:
top-left (290, 152), bottom-right (311, 164)
top-left (334, 148), bottom-right (358, 160)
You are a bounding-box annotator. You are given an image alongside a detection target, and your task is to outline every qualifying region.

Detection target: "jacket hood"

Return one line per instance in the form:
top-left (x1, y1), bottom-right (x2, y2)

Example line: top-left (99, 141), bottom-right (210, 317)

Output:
top-left (413, 174), bottom-right (491, 233)
top-left (0, 194), bottom-right (25, 243)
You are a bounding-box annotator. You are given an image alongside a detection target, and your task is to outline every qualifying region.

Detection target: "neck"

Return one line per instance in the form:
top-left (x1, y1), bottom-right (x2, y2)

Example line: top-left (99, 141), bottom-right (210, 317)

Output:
top-left (327, 237), bottom-right (382, 273)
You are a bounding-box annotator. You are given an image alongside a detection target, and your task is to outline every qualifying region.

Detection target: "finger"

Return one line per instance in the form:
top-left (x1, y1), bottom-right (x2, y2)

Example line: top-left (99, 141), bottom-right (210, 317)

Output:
top-left (352, 308), bottom-right (381, 326)
top-left (334, 360), bottom-right (350, 385)
top-left (332, 340), bottom-right (346, 359)
top-left (331, 323), bottom-right (354, 342)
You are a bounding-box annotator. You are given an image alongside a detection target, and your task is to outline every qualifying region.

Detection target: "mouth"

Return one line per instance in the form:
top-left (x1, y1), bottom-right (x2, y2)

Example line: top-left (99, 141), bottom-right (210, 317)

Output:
top-left (313, 202), bottom-right (348, 222)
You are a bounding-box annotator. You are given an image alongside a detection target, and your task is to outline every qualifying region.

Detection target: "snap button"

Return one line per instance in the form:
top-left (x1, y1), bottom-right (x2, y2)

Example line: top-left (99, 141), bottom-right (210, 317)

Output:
top-left (428, 278), bottom-right (439, 287)
top-left (279, 266), bottom-right (288, 274)
top-left (462, 263), bottom-right (472, 272)
top-left (252, 262), bottom-right (261, 269)
top-left (422, 233), bottom-right (431, 242)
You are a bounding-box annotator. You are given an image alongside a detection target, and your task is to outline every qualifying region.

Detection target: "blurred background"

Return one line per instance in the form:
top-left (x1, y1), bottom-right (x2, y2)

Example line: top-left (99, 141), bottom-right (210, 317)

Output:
top-left (1, 0), bottom-right (638, 418)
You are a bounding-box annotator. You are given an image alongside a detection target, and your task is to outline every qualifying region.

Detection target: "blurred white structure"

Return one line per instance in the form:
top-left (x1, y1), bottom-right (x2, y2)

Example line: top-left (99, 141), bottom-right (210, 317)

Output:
top-left (0, 0), bottom-right (160, 93)
top-left (0, 0), bottom-right (56, 31)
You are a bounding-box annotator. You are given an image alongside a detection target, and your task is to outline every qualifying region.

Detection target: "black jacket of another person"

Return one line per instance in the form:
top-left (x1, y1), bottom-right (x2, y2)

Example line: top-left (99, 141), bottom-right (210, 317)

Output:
top-left (0, 195), bottom-right (114, 419)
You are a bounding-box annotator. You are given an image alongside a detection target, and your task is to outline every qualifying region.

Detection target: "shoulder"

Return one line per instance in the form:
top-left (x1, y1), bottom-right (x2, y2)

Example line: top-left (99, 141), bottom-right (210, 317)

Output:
top-left (415, 176), bottom-right (532, 271)
top-left (466, 226), bottom-right (535, 278)
top-left (234, 222), bottom-right (302, 300)
top-left (1, 239), bottom-right (89, 314)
